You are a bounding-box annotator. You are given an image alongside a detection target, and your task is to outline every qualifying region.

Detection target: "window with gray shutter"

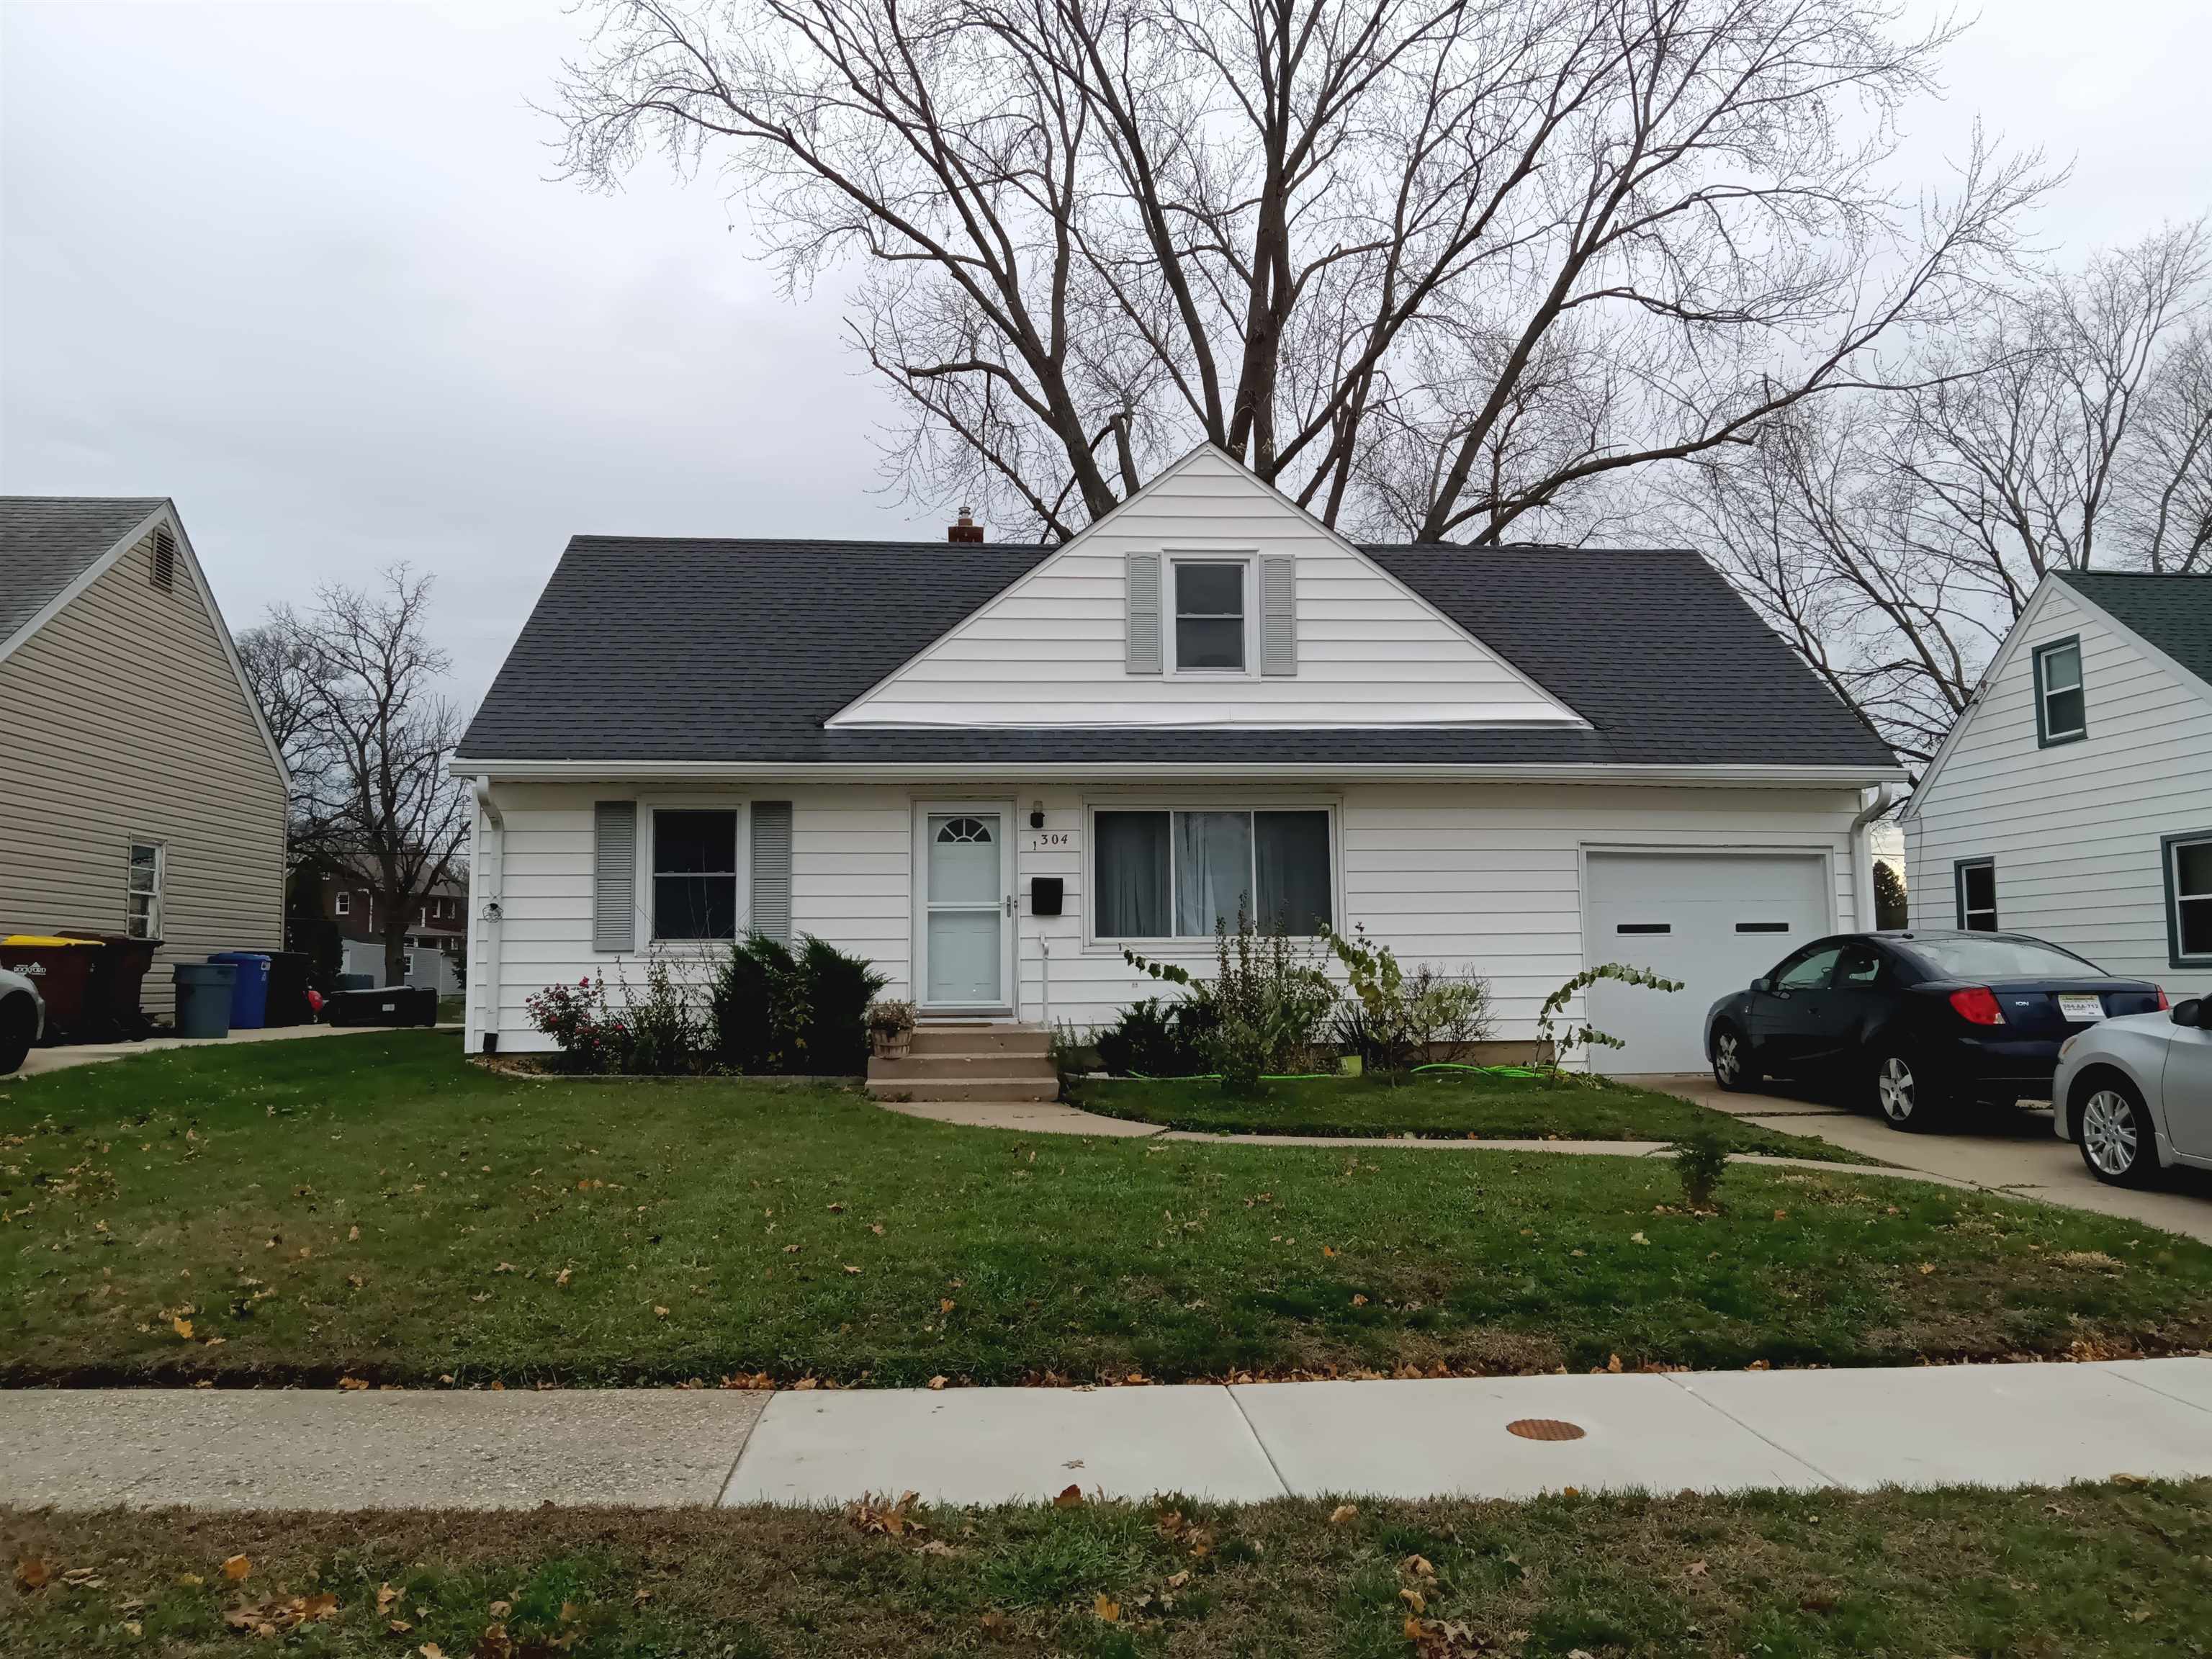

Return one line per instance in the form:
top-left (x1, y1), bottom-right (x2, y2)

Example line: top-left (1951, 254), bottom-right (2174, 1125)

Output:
top-left (1125, 552), bottom-right (1162, 675)
top-left (592, 801), bottom-right (637, 952)
top-left (1261, 555), bottom-right (1296, 675)
top-left (750, 800), bottom-right (793, 943)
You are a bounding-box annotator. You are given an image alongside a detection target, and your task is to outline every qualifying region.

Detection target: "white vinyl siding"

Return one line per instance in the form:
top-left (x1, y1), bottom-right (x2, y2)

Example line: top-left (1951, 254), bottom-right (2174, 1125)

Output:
top-left (0, 521), bottom-right (285, 1015)
top-left (469, 779), bottom-right (1861, 1055)
top-left (830, 447), bottom-right (1579, 729)
top-left (1906, 583), bottom-right (2212, 994)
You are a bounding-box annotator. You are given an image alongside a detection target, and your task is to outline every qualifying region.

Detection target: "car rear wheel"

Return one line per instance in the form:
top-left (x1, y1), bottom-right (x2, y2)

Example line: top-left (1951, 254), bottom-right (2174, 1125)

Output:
top-left (1871, 1050), bottom-right (1943, 1131)
top-left (1709, 1021), bottom-right (1757, 1092)
top-left (0, 997), bottom-right (32, 1076)
top-left (2077, 1079), bottom-right (2159, 1188)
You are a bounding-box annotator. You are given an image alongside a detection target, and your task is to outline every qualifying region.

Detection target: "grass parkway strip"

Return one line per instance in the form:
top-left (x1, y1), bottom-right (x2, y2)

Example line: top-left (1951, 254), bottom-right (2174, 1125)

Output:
top-left (6, 1482), bottom-right (2212, 1657)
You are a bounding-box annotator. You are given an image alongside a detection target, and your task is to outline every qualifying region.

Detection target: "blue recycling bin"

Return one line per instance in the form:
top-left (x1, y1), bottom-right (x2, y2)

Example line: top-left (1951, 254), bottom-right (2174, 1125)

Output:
top-left (207, 951), bottom-right (271, 1030)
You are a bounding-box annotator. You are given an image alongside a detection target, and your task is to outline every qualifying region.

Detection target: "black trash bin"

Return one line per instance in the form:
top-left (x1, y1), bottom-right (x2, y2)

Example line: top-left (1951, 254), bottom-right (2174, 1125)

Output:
top-left (53, 930), bottom-right (159, 1040)
top-left (262, 951), bottom-right (314, 1028)
top-left (325, 985), bottom-right (438, 1028)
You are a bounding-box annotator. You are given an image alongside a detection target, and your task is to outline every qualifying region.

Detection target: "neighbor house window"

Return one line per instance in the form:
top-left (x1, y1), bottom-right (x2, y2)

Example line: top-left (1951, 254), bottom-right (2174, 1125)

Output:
top-left (334, 891), bottom-right (351, 917)
top-left (2164, 833), bottom-right (2212, 966)
top-left (652, 809), bottom-right (739, 940)
top-left (1093, 808), bottom-right (1331, 938)
top-left (2033, 636), bottom-right (2085, 746)
top-left (1173, 562), bottom-right (1246, 672)
top-left (126, 843), bottom-right (163, 940)
top-left (1954, 858), bottom-right (1997, 932)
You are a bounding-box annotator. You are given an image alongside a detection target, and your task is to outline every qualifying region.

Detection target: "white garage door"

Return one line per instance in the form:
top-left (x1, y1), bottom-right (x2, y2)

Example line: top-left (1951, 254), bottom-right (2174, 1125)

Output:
top-left (1583, 852), bottom-right (1831, 1074)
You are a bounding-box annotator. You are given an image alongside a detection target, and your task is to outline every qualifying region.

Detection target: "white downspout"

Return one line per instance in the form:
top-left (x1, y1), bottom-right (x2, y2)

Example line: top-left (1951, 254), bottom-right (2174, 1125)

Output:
top-left (1851, 783), bottom-right (1897, 932)
top-left (471, 778), bottom-right (505, 1053)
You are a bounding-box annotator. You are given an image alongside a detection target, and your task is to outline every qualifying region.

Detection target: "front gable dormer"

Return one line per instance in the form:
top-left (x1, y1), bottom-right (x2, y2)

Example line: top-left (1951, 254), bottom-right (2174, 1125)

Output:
top-left (827, 446), bottom-right (1586, 730)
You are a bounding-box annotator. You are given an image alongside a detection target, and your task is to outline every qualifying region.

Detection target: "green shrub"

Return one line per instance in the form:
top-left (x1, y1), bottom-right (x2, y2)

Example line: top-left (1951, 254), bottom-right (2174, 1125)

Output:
top-left (618, 952), bottom-right (706, 1075)
top-left (799, 934), bottom-right (889, 1074)
top-left (1535, 961), bottom-right (1685, 1076)
top-left (1125, 912), bottom-right (1335, 1095)
top-left (1321, 925), bottom-right (1493, 1079)
top-left (709, 932), bottom-right (885, 1076)
top-left (1093, 997), bottom-right (1213, 1076)
top-left (1674, 1127), bottom-right (1731, 1210)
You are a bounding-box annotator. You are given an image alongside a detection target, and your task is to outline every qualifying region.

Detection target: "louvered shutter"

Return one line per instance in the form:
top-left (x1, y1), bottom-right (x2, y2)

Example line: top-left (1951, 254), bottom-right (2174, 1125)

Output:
top-left (750, 800), bottom-right (793, 944)
top-left (1261, 555), bottom-right (1297, 676)
top-left (592, 801), bottom-right (637, 953)
top-left (1125, 552), bottom-right (1162, 675)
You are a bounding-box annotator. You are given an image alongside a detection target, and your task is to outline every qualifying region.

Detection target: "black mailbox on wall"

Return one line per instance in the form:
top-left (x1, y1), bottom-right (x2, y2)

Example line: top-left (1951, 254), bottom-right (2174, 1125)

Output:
top-left (1030, 876), bottom-right (1064, 917)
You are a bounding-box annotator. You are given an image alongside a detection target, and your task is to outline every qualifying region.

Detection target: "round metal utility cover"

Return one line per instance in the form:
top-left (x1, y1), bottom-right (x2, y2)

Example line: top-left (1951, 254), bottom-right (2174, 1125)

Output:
top-left (1505, 1418), bottom-right (1586, 1442)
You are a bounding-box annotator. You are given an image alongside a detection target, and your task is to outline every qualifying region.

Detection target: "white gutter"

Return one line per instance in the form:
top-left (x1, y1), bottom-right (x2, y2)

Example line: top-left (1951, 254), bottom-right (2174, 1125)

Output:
top-left (470, 778), bottom-right (505, 1054)
top-left (1850, 782), bottom-right (1897, 930)
top-left (451, 758), bottom-right (1907, 788)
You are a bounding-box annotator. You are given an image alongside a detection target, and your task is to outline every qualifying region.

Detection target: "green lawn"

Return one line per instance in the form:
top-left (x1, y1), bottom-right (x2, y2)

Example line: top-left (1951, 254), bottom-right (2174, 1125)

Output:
top-left (8, 1481), bottom-right (2211, 1657)
top-left (4, 1031), bottom-right (2211, 1386)
top-left (1069, 1070), bottom-right (1874, 1161)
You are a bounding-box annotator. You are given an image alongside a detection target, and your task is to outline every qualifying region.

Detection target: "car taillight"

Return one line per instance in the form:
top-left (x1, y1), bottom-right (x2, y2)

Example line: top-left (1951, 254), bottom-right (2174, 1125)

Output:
top-left (1948, 986), bottom-right (2005, 1025)
top-left (2158, 986), bottom-right (2171, 1010)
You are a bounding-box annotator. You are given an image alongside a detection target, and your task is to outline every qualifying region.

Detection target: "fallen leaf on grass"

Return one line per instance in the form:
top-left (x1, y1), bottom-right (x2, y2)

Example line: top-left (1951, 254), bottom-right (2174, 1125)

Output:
top-left (555, 1269), bottom-right (572, 1285)
top-left (940, 1298), bottom-right (956, 1313)
top-left (653, 1306), bottom-right (670, 1318)
top-left (1054, 1483), bottom-right (1084, 1507)
top-left (1400, 1587), bottom-right (1426, 1614)
top-left (1629, 1231), bottom-right (1649, 1246)
top-left (377, 1585), bottom-right (398, 1613)
top-left (14, 1559), bottom-right (51, 1591)
top-left (221, 1555), bottom-right (251, 1582)
top-left (171, 1317), bottom-right (194, 1340)
top-left (419, 1645), bottom-right (447, 1659)
top-left (338, 1376), bottom-right (370, 1391)
top-left (1686, 1560), bottom-right (1708, 1577)
top-left (979, 1609), bottom-right (1011, 1637)
top-left (1350, 1293), bottom-right (1368, 1308)
top-left (1094, 1593), bottom-right (1120, 1622)
top-left (1328, 1503), bottom-right (1359, 1526)
top-left (1918, 1262), bottom-right (1936, 1275)
top-left (928, 1375), bottom-right (948, 1390)
top-left (1403, 1554), bottom-right (1436, 1579)
top-left (843, 1265), bottom-right (862, 1275)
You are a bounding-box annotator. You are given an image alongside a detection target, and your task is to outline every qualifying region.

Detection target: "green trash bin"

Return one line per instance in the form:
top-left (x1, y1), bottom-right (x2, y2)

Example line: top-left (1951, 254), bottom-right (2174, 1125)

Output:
top-left (172, 961), bottom-right (238, 1039)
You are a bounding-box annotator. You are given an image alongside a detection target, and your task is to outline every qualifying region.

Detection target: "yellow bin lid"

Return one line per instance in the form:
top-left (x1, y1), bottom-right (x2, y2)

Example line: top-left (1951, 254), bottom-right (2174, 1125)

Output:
top-left (1, 935), bottom-right (94, 948)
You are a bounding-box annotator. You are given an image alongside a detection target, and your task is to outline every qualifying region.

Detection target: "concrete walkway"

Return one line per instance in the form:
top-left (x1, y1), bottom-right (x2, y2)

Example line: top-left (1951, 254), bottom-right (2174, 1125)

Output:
top-left (6, 1359), bottom-right (2208, 1510)
top-left (14, 1022), bottom-right (450, 1078)
top-left (882, 1084), bottom-right (2212, 1243)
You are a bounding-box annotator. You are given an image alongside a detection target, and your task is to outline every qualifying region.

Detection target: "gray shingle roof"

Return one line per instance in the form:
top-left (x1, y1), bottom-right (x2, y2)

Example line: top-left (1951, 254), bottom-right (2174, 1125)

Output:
top-left (455, 535), bottom-right (1898, 771)
top-left (0, 496), bottom-right (168, 644)
top-left (2058, 571), bottom-right (2212, 689)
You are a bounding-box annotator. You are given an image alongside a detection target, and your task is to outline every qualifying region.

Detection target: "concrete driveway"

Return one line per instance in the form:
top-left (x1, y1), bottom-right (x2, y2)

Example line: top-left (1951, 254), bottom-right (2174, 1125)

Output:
top-left (1640, 1072), bottom-right (2212, 1244)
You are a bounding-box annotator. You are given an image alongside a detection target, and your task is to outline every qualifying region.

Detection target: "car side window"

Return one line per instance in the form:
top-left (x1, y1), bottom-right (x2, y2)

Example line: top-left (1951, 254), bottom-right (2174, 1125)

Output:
top-left (1835, 943), bottom-right (1884, 987)
top-left (1774, 945), bottom-right (1843, 991)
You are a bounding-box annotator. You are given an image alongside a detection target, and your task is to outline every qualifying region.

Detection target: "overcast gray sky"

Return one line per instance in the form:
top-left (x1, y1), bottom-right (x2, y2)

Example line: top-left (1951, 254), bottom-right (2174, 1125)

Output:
top-left (4, 0), bottom-right (2208, 706)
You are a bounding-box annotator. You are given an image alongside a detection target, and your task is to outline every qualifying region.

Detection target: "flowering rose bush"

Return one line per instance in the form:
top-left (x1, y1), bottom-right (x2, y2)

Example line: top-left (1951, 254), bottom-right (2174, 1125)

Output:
top-left (523, 976), bottom-right (631, 1074)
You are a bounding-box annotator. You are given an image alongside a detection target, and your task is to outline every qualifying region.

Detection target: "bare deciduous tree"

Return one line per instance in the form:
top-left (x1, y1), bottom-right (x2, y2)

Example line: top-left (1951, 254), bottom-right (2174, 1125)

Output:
top-left (1664, 222), bottom-right (2212, 765)
top-left (550, 0), bottom-right (2044, 543)
top-left (243, 569), bottom-right (471, 986)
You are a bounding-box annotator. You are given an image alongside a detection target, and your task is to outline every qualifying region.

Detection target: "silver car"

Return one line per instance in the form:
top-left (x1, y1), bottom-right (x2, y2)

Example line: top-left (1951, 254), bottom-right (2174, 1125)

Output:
top-left (2053, 996), bottom-right (2212, 1185)
top-left (0, 965), bottom-right (45, 1075)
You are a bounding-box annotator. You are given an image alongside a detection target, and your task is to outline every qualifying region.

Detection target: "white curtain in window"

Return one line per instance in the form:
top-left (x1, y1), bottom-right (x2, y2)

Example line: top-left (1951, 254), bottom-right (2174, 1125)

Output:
top-left (1174, 811), bottom-right (1252, 936)
top-left (1094, 811), bottom-right (1170, 938)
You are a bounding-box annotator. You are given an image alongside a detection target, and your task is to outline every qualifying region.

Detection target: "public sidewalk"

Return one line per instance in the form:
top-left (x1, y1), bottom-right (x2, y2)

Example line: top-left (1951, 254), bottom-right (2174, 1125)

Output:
top-left (6, 1359), bottom-right (2208, 1511)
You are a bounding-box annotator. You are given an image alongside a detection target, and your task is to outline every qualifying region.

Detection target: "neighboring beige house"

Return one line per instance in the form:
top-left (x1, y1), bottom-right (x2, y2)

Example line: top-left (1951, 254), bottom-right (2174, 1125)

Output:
top-left (0, 498), bottom-right (288, 1019)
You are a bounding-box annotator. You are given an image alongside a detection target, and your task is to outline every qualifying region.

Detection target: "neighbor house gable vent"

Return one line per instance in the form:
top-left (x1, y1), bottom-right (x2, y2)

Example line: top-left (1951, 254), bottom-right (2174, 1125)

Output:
top-left (149, 527), bottom-right (178, 593)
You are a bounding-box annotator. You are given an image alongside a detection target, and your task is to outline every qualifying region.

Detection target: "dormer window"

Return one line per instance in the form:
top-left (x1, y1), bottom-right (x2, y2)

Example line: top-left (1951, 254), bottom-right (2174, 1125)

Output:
top-left (2033, 636), bottom-right (2085, 746)
top-left (1172, 560), bottom-right (1246, 673)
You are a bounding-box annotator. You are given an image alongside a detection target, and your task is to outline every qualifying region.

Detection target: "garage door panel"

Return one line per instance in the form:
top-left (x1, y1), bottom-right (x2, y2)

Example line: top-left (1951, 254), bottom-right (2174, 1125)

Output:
top-left (1585, 853), bottom-right (1830, 1074)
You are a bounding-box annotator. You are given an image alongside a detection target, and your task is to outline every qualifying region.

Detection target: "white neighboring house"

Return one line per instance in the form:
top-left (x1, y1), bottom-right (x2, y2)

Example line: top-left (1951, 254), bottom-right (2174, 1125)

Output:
top-left (453, 446), bottom-right (1903, 1072)
top-left (1902, 571), bottom-right (2212, 997)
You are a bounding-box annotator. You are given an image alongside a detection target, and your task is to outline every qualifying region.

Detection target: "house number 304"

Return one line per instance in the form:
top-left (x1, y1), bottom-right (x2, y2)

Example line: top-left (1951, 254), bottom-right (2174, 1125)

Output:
top-left (1029, 831), bottom-right (1071, 850)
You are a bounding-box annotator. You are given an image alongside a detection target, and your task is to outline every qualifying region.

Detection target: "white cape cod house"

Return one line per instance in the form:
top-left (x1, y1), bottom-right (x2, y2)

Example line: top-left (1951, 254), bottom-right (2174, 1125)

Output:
top-left (454, 447), bottom-right (1902, 1073)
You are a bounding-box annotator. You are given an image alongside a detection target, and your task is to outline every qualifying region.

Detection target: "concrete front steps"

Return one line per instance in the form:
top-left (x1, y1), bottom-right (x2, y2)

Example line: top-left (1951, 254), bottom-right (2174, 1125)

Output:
top-left (866, 1022), bottom-right (1058, 1102)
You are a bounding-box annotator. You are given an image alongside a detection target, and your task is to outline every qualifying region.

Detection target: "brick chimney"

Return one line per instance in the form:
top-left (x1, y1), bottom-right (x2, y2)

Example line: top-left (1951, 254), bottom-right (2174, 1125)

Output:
top-left (948, 505), bottom-right (984, 544)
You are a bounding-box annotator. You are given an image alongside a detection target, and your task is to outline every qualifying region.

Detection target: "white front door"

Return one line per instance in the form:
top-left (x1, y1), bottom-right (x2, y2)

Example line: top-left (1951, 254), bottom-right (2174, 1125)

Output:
top-left (921, 806), bottom-right (1010, 1008)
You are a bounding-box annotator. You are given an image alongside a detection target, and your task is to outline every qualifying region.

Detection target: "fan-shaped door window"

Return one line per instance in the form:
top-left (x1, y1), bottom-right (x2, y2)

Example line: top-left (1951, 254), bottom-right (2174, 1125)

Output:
top-left (936, 817), bottom-right (994, 845)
